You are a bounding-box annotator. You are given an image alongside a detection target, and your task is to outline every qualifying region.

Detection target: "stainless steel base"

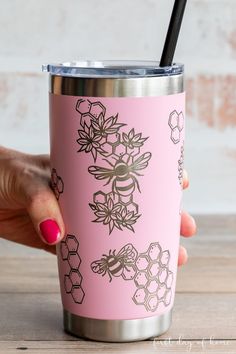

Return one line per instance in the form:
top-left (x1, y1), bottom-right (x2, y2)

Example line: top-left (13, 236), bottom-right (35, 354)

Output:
top-left (63, 309), bottom-right (172, 342)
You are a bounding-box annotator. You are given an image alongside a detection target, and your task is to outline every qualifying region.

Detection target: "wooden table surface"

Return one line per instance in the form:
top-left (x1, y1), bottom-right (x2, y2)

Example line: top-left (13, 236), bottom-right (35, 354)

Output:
top-left (0, 215), bottom-right (236, 353)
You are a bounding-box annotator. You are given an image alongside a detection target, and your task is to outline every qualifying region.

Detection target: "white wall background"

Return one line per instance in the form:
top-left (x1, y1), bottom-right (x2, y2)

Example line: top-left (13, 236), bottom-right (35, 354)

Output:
top-left (0, 0), bottom-right (236, 214)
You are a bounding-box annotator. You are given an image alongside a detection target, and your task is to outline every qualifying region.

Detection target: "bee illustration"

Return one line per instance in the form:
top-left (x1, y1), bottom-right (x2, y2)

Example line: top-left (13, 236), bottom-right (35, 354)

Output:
top-left (88, 152), bottom-right (152, 197)
top-left (91, 243), bottom-right (138, 282)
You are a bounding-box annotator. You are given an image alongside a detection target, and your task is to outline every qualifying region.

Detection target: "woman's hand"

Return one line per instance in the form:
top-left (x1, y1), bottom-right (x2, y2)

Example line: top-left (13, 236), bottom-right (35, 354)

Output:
top-left (0, 146), bottom-right (196, 263)
top-left (0, 146), bottom-right (65, 254)
top-left (179, 171), bottom-right (197, 265)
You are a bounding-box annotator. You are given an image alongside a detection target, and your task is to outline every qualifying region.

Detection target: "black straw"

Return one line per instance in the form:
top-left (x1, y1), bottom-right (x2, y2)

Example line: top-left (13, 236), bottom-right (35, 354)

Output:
top-left (160, 0), bottom-right (187, 67)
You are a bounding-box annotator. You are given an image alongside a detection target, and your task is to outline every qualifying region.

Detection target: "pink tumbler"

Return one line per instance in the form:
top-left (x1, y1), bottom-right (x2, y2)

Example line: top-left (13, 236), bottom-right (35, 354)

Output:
top-left (44, 61), bottom-right (185, 342)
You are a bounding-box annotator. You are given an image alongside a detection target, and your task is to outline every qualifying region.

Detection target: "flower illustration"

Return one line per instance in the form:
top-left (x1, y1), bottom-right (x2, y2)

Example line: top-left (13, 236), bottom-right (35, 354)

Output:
top-left (90, 197), bottom-right (123, 234)
top-left (77, 124), bottom-right (104, 162)
top-left (75, 98), bottom-right (152, 234)
top-left (116, 207), bottom-right (141, 232)
top-left (122, 129), bottom-right (148, 149)
top-left (91, 114), bottom-right (126, 137)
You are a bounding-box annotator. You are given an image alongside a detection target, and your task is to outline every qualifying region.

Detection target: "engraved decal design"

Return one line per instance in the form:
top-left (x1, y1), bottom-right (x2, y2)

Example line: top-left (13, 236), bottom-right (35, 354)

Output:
top-left (178, 143), bottom-right (184, 187)
top-left (91, 242), bottom-right (173, 312)
top-left (76, 99), bottom-right (152, 234)
top-left (168, 110), bottom-right (184, 144)
top-left (133, 243), bottom-right (173, 312)
top-left (60, 234), bottom-right (85, 304)
top-left (91, 243), bottom-right (138, 282)
top-left (51, 168), bottom-right (64, 200)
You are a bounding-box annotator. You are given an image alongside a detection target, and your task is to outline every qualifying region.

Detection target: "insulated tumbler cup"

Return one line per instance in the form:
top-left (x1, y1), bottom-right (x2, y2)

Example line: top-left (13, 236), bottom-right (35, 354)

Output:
top-left (44, 61), bottom-right (185, 342)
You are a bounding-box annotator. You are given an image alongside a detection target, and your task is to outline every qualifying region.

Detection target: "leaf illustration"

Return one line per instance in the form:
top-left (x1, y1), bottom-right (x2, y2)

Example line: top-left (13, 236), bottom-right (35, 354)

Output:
top-left (89, 203), bottom-right (97, 211)
top-left (128, 128), bottom-right (135, 139)
top-left (109, 220), bottom-right (115, 234)
top-left (126, 224), bottom-right (135, 232)
top-left (133, 133), bottom-right (142, 142)
top-left (91, 148), bottom-right (97, 162)
top-left (114, 220), bottom-right (123, 230)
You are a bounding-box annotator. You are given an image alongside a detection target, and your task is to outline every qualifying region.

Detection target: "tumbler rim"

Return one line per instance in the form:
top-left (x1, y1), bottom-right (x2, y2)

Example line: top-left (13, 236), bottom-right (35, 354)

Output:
top-left (43, 60), bottom-right (184, 79)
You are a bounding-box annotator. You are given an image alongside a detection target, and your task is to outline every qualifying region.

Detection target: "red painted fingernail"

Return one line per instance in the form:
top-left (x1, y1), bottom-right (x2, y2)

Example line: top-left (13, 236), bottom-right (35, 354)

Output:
top-left (39, 219), bottom-right (61, 244)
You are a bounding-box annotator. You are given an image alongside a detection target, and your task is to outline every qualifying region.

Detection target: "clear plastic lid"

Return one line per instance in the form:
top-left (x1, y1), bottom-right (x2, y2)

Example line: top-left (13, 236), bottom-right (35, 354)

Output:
top-left (42, 60), bottom-right (183, 78)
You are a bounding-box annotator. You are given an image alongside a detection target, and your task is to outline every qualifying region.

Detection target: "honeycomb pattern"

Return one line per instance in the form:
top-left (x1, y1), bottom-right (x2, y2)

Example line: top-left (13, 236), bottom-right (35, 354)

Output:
top-left (168, 111), bottom-right (184, 144)
top-left (76, 98), bottom-right (151, 234)
top-left (91, 242), bottom-right (173, 313)
top-left (93, 191), bottom-right (139, 219)
top-left (51, 168), bottom-right (64, 200)
top-left (132, 243), bottom-right (173, 312)
top-left (100, 138), bottom-right (141, 159)
top-left (76, 99), bottom-right (106, 122)
top-left (60, 234), bottom-right (85, 304)
top-left (178, 144), bottom-right (184, 186)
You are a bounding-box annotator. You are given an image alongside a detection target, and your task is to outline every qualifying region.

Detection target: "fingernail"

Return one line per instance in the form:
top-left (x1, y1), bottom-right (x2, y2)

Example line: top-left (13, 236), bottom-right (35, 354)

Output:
top-left (183, 170), bottom-right (189, 188)
top-left (39, 219), bottom-right (61, 244)
top-left (182, 248), bottom-right (188, 264)
top-left (190, 215), bottom-right (197, 229)
top-left (178, 247), bottom-right (188, 266)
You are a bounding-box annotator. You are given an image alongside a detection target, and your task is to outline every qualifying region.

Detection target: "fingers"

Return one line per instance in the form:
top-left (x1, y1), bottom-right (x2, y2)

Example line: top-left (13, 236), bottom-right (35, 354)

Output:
top-left (25, 185), bottom-right (65, 245)
top-left (180, 211), bottom-right (197, 237)
top-left (181, 169), bottom-right (196, 237)
top-left (0, 209), bottom-right (58, 254)
top-left (178, 245), bottom-right (188, 266)
top-left (12, 159), bottom-right (65, 246)
top-left (183, 169), bottom-right (189, 189)
top-left (180, 171), bottom-right (195, 266)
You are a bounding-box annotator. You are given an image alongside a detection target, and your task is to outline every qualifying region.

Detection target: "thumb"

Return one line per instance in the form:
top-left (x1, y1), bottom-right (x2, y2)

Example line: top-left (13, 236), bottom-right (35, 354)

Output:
top-left (17, 162), bottom-right (65, 246)
top-left (27, 186), bottom-right (65, 245)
